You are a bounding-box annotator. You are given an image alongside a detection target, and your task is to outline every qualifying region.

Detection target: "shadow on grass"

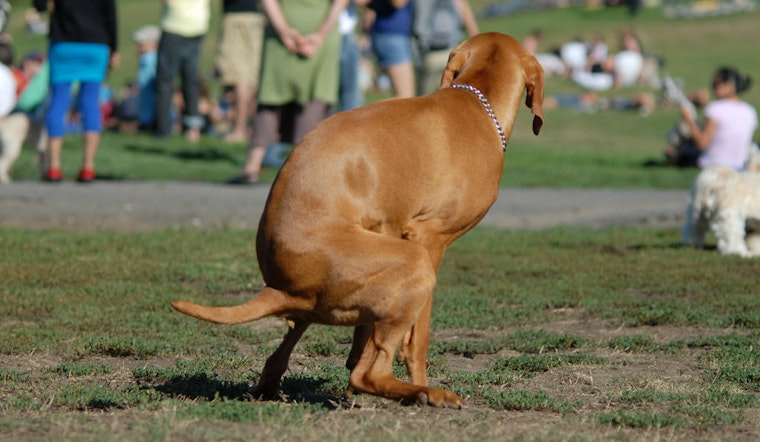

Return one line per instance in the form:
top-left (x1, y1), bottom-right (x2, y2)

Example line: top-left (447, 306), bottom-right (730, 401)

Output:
top-left (153, 373), bottom-right (252, 401)
top-left (124, 143), bottom-right (239, 165)
top-left (625, 243), bottom-right (689, 251)
top-left (93, 173), bottom-right (127, 181)
top-left (153, 374), bottom-right (342, 409)
top-left (279, 377), bottom-right (344, 409)
top-left (642, 158), bottom-right (673, 168)
top-left (561, 241), bottom-right (688, 254)
top-left (625, 243), bottom-right (718, 252)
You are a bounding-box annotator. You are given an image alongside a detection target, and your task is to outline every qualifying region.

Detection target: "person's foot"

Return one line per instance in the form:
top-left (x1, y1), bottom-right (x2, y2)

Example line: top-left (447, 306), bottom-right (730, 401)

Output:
top-left (185, 128), bottom-right (200, 143)
top-left (224, 131), bottom-right (247, 143)
top-left (226, 171), bottom-right (259, 185)
top-left (43, 168), bottom-right (62, 182)
top-left (664, 147), bottom-right (679, 166)
top-left (77, 168), bottom-right (96, 183)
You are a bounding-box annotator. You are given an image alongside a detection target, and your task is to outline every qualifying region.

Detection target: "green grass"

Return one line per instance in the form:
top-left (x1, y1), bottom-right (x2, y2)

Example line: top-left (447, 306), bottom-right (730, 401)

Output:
top-left (1, 226), bottom-right (759, 439)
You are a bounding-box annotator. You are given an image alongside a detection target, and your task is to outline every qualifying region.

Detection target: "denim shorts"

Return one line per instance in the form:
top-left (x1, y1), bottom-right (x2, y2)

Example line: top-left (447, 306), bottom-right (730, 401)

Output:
top-left (371, 33), bottom-right (412, 67)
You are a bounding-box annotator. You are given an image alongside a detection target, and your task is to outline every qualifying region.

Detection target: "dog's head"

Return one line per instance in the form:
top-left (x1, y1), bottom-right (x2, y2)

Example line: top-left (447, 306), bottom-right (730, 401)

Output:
top-left (439, 32), bottom-right (544, 136)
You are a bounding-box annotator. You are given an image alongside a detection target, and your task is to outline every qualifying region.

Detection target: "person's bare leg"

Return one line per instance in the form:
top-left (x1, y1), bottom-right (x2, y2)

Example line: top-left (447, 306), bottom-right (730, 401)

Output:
top-left (226, 83), bottom-right (255, 142)
top-left (47, 137), bottom-right (63, 171)
top-left (229, 105), bottom-right (277, 183)
top-left (243, 144), bottom-right (266, 178)
top-left (82, 132), bottom-right (100, 171)
top-left (386, 62), bottom-right (416, 98)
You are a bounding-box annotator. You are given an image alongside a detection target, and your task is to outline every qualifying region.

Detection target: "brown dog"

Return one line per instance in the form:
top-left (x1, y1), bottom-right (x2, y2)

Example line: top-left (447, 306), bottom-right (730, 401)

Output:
top-left (171, 32), bottom-right (544, 408)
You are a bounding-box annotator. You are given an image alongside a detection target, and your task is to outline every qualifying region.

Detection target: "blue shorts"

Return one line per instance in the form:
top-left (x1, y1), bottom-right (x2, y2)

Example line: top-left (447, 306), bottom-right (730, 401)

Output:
top-left (48, 42), bottom-right (109, 85)
top-left (371, 33), bottom-right (412, 67)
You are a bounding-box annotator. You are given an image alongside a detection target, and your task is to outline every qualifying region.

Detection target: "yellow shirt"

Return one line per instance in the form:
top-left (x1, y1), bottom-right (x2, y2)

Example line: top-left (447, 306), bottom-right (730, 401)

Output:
top-left (161, 0), bottom-right (210, 37)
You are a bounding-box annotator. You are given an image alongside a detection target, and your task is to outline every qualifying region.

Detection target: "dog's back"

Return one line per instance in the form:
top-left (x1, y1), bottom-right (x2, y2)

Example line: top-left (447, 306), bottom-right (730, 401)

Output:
top-left (258, 33), bottom-right (544, 287)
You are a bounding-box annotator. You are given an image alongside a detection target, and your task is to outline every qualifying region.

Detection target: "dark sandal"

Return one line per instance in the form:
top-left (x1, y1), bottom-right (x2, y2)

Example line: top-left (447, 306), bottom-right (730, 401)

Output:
top-left (226, 172), bottom-right (259, 185)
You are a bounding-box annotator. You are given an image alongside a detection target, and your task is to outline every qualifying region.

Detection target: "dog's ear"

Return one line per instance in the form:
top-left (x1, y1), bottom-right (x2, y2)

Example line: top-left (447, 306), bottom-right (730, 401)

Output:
top-left (439, 48), bottom-right (469, 89)
top-left (524, 55), bottom-right (545, 135)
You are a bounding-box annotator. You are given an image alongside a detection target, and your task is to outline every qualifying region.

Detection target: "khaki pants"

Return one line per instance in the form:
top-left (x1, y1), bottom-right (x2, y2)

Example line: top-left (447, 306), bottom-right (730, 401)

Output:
top-left (415, 49), bottom-right (451, 96)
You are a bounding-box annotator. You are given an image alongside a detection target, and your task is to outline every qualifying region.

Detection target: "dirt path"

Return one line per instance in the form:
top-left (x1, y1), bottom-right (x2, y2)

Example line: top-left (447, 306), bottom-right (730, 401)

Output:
top-left (0, 181), bottom-right (689, 231)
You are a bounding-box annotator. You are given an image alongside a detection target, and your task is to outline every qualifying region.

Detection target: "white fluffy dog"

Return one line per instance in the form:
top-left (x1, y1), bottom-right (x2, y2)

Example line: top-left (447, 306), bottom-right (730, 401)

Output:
top-left (0, 113), bottom-right (46, 184)
top-left (682, 151), bottom-right (760, 257)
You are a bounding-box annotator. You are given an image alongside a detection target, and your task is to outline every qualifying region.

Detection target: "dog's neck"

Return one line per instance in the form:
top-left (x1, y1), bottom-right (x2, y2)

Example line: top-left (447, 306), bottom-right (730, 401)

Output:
top-left (450, 83), bottom-right (508, 152)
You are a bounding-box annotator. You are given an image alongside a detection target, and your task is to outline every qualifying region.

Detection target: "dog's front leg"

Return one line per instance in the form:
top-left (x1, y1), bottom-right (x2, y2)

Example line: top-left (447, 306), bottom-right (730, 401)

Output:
top-left (252, 319), bottom-right (310, 399)
top-left (713, 212), bottom-right (750, 256)
top-left (348, 318), bottom-right (462, 408)
top-left (398, 246), bottom-right (446, 386)
top-left (399, 295), bottom-right (432, 386)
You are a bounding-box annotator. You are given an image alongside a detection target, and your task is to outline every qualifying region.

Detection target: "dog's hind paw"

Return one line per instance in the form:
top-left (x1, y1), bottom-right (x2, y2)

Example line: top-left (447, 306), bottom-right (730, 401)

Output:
top-left (416, 387), bottom-right (463, 409)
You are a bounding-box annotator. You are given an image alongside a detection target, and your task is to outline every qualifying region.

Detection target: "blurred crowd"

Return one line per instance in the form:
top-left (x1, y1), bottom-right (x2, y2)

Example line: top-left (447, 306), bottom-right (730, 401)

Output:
top-left (0, 0), bottom-right (756, 184)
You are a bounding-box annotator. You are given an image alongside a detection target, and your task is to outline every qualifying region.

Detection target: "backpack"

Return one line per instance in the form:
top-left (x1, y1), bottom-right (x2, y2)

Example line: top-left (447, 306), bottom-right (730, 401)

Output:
top-left (413, 0), bottom-right (463, 52)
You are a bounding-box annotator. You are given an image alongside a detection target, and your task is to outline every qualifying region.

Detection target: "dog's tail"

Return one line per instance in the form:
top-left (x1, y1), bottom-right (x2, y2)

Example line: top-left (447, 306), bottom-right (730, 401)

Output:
top-left (171, 287), bottom-right (298, 324)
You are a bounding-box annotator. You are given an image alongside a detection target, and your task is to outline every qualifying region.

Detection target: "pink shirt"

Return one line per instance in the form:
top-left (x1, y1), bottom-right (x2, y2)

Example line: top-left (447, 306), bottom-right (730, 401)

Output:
top-left (698, 99), bottom-right (758, 170)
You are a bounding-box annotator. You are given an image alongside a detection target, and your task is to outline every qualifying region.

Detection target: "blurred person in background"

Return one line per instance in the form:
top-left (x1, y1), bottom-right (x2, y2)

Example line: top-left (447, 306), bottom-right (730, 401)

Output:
top-left (133, 25), bottom-right (161, 132)
top-left (216, 0), bottom-right (265, 142)
top-left (0, 42), bottom-right (16, 118)
top-left (412, 0), bottom-right (478, 96)
top-left (227, 0), bottom-right (348, 184)
top-left (34, 0), bottom-right (119, 183)
top-left (337, 0), bottom-right (368, 111)
top-left (670, 67), bottom-right (757, 170)
top-left (155, 0), bottom-right (210, 142)
top-left (367, 0), bottom-right (415, 98)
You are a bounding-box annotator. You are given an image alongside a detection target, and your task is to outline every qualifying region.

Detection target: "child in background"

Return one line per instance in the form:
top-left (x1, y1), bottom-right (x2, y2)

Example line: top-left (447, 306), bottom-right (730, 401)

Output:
top-left (133, 25), bottom-right (160, 132)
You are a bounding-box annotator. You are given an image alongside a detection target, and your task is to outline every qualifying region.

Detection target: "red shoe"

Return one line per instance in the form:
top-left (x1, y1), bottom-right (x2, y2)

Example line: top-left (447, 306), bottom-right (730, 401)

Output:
top-left (44, 168), bottom-right (62, 182)
top-left (77, 169), bottom-right (96, 183)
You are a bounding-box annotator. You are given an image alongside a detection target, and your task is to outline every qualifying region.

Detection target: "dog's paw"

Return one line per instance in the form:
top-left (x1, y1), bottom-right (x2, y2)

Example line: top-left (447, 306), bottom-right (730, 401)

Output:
top-left (416, 387), bottom-right (463, 409)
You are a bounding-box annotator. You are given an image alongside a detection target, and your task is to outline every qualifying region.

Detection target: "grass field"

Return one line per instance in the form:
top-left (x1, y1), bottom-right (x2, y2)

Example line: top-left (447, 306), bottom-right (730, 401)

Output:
top-left (1, 227), bottom-right (759, 440)
top-left (2, 3), bottom-right (760, 441)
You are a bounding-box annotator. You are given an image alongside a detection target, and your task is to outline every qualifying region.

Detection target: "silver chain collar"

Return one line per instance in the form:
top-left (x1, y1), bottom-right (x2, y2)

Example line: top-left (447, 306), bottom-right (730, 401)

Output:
top-left (450, 84), bottom-right (508, 152)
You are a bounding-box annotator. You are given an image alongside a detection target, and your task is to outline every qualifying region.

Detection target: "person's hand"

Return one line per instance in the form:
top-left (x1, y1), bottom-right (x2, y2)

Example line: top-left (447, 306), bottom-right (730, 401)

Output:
top-left (678, 104), bottom-right (694, 121)
top-left (109, 52), bottom-right (121, 69)
top-left (296, 33), bottom-right (324, 58)
top-left (279, 27), bottom-right (302, 53)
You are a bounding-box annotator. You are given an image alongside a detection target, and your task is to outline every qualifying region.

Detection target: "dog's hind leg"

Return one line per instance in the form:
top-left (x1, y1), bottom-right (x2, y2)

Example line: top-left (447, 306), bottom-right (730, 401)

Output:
top-left (173, 289), bottom-right (315, 398)
top-left (277, 227), bottom-right (461, 406)
top-left (349, 318), bottom-right (462, 408)
top-left (346, 325), bottom-right (372, 371)
top-left (329, 234), bottom-right (461, 408)
top-left (344, 324), bottom-right (373, 398)
top-left (346, 303), bottom-right (437, 394)
top-left (253, 319), bottom-right (310, 399)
